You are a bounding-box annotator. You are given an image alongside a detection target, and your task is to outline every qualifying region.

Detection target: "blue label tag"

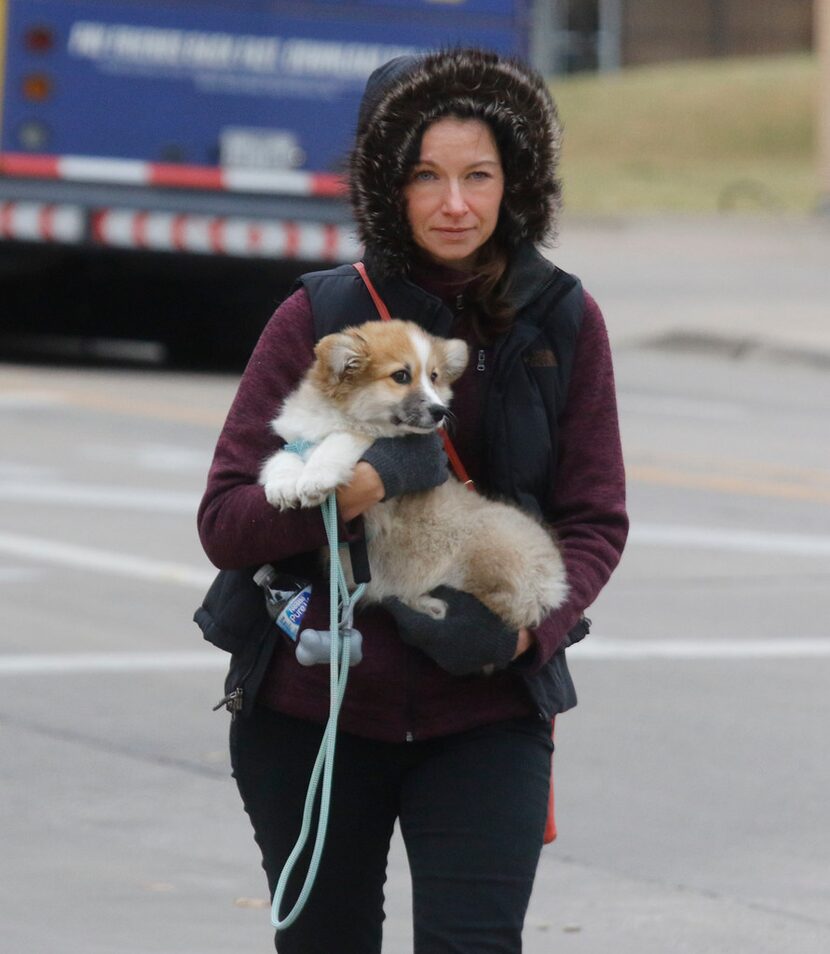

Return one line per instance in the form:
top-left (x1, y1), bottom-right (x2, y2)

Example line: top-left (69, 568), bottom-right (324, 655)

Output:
top-left (276, 585), bottom-right (312, 641)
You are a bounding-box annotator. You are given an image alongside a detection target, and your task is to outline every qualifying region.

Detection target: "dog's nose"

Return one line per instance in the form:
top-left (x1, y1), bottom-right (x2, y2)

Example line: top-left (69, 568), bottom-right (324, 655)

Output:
top-left (429, 405), bottom-right (446, 424)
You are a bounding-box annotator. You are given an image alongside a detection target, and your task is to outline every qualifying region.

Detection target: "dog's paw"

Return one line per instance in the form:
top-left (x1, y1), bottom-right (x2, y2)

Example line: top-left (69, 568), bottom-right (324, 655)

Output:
top-left (260, 452), bottom-right (306, 510)
top-left (263, 476), bottom-right (301, 510)
top-left (295, 469), bottom-right (338, 509)
top-left (412, 595), bottom-right (448, 619)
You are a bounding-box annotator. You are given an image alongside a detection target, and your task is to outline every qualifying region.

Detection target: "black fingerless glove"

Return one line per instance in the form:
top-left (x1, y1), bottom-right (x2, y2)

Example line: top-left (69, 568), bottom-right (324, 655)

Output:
top-left (384, 586), bottom-right (518, 676)
top-left (360, 432), bottom-right (448, 501)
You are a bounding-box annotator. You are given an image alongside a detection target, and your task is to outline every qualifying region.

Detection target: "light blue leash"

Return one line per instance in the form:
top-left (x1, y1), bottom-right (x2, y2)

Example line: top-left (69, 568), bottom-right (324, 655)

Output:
top-left (271, 493), bottom-right (365, 931)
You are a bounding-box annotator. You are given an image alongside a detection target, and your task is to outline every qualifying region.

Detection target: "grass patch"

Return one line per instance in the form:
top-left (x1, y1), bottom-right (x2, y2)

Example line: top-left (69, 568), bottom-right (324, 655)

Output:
top-left (550, 54), bottom-right (818, 215)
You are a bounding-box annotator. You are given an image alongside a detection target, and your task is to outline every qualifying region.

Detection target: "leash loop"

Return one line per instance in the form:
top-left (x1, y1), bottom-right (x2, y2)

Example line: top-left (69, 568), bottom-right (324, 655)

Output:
top-left (270, 494), bottom-right (364, 931)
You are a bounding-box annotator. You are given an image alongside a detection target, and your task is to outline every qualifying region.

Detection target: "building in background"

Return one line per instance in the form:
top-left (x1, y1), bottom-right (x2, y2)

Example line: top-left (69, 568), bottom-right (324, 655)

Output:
top-left (534, 0), bottom-right (814, 73)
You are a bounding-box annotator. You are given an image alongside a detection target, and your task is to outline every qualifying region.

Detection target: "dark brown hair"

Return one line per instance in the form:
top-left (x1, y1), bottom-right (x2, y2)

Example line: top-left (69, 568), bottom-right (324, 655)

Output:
top-left (465, 238), bottom-right (514, 342)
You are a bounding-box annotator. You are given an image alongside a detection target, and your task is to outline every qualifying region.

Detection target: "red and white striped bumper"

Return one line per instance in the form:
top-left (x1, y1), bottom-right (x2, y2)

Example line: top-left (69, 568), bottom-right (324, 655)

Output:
top-left (0, 200), bottom-right (362, 261)
top-left (0, 201), bottom-right (84, 244)
top-left (0, 152), bottom-right (346, 197)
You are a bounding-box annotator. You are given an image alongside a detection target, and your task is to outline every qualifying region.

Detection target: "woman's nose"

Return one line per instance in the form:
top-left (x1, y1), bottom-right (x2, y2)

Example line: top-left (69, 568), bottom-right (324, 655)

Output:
top-left (442, 180), bottom-right (468, 215)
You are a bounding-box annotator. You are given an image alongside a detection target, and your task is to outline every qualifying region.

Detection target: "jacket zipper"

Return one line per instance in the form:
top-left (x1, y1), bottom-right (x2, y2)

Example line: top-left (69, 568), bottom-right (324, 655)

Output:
top-left (212, 616), bottom-right (280, 719)
top-left (213, 687), bottom-right (244, 718)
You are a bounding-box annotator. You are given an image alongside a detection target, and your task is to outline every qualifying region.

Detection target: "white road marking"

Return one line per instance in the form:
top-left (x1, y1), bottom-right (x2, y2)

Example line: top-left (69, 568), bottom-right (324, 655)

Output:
top-left (0, 481), bottom-right (197, 514)
top-left (0, 567), bottom-right (44, 583)
top-left (0, 532), bottom-right (215, 588)
top-left (80, 442), bottom-right (210, 473)
top-left (1, 639), bottom-right (828, 677)
top-left (0, 519), bottom-right (827, 603)
top-left (0, 390), bottom-right (66, 409)
top-left (570, 638), bottom-right (830, 660)
top-left (630, 523), bottom-right (830, 557)
top-left (3, 473), bottom-right (829, 561)
top-left (0, 462), bottom-right (57, 480)
top-left (0, 652), bottom-right (227, 675)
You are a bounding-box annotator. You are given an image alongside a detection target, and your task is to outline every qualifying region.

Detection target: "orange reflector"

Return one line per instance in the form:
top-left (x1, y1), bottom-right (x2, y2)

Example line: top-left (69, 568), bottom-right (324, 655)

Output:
top-left (22, 74), bottom-right (53, 101)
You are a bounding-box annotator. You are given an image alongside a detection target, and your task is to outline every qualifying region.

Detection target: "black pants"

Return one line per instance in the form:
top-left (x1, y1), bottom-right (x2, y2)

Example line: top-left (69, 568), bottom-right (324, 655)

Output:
top-left (230, 706), bottom-right (553, 954)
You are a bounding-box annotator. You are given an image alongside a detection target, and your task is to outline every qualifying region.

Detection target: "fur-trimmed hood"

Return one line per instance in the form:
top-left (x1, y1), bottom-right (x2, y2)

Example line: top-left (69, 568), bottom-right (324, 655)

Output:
top-left (348, 47), bottom-right (562, 276)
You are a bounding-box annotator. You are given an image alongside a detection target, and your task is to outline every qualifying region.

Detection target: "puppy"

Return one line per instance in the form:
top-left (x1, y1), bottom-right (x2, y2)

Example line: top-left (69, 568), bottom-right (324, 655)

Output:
top-left (259, 319), bottom-right (568, 631)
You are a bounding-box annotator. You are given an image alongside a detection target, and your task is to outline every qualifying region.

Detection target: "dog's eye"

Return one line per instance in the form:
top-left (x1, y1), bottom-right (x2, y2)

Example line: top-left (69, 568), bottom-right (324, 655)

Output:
top-left (430, 370), bottom-right (439, 382)
top-left (391, 369), bottom-right (411, 385)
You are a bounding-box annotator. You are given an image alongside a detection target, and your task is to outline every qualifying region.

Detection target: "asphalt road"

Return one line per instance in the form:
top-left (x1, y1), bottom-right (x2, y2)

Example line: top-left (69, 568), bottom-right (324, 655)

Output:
top-left (1, 224), bottom-right (829, 953)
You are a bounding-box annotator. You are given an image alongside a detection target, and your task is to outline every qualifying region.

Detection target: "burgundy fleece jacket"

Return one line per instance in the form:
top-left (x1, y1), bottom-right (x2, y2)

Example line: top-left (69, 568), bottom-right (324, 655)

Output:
top-left (197, 280), bottom-right (628, 742)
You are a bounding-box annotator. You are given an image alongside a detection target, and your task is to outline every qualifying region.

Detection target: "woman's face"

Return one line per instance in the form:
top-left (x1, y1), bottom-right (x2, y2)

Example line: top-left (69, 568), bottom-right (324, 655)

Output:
top-left (403, 117), bottom-right (504, 270)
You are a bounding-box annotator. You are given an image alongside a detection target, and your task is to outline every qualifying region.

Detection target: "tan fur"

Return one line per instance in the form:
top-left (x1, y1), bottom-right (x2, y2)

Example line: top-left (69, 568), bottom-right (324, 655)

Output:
top-left (358, 483), bottom-right (568, 631)
top-left (260, 319), bottom-right (568, 629)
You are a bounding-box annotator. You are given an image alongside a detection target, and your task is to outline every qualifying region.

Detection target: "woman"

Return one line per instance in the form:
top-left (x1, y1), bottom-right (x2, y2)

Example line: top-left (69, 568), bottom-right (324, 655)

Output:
top-left (197, 48), bottom-right (628, 954)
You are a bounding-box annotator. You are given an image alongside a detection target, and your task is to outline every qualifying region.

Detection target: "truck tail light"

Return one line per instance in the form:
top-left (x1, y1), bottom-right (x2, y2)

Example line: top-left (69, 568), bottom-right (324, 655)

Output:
top-left (24, 26), bottom-right (55, 54)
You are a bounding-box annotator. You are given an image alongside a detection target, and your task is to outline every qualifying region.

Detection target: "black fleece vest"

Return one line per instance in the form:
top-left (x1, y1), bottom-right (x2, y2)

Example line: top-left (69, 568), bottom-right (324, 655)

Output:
top-left (297, 246), bottom-right (586, 717)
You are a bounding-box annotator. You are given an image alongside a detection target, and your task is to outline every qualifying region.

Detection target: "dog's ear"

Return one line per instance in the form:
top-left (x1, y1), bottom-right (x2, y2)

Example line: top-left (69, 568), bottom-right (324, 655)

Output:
top-left (313, 329), bottom-right (370, 386)
top-left (437, 338), bottom-right (469, 383)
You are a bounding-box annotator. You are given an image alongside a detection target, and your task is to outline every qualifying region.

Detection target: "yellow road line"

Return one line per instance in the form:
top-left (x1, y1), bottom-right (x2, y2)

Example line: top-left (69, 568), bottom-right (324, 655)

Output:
top-left (629, 464), bottom-right (830, 503)
top-left (627, 447), bottom-right (830, 484)
top-left (0, 384), bottom-right (228, 425)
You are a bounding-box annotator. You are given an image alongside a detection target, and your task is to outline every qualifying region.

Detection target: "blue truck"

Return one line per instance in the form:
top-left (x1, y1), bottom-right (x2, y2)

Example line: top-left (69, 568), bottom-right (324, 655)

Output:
top-left (0, 0), bottom-right (529, 358)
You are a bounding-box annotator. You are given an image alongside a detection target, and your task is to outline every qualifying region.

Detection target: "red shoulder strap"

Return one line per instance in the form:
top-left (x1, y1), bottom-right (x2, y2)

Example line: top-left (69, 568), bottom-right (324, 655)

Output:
top-left (439, 430), bottom-right (474, 490)
top-left (353, 261), bottom-right (393, 322)
top-left (352, 262), bottom-right (475, 492)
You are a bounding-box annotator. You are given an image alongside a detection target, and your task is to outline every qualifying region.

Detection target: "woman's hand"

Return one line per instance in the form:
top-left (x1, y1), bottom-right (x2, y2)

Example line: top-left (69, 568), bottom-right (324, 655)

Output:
top-left (359, 432), bottom-right (449, 500)
top-left (337, 432), bottom-right (448, 521)
top-left (384, 586), bottom-right (519, 675)
top-left (513, 627), bottom-right (536, 660)
top-left (335, 462), bottom-right (385, 522)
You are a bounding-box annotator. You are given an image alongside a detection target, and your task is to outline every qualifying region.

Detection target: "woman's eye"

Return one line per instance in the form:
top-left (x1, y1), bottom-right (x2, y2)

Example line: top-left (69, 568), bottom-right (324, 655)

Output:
top-left (413, 169), bottom-right (436, 182)
top-left (391, 369), bottom-right (411, 384)
top-left (468, 170), bottom-right (491, 181)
